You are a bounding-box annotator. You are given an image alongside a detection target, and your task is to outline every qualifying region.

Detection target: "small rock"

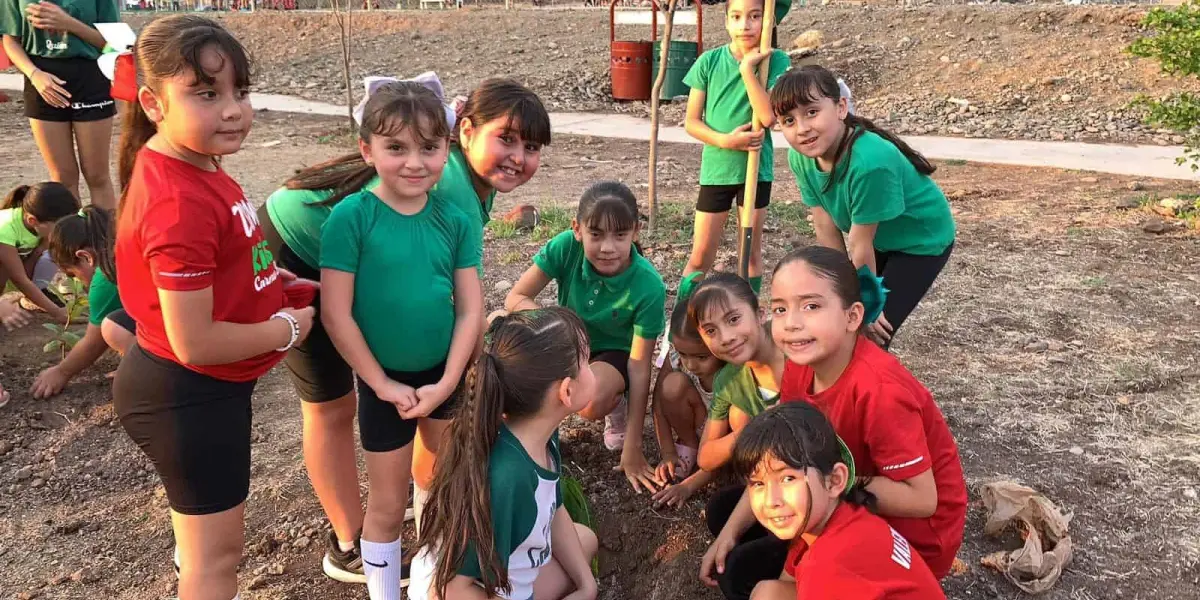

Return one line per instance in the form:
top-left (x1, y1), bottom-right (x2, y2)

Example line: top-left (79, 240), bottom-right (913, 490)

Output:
top-left (1025, 340), bottom-right (1049, 352)
top-left (830, 37), bottom-right (849, 49)
top-left (1128, 181), bottom-right (1145, 192)
top-left (253, 565), bottom-right (268, 576)
top-left (1069, 446), bottom-right (1085, 456)
top-left (493, 280), bottom-right (513, 293)
top-left (1047, 340), bottom-right (1065, 352)
top-left (1060, 94), bottom-right (1073, 103)
top-left (267, 562), bottom-right (286, 576)
top-left (70, 568), bottom-right (100, 583)
top-left (15, 466), bottom-right (32, 481)
top-left (896, 36), bottom-right (912, 50)
top-left (939, 55), bottom-right (950, 63)
top-left (0, 440), bottom-right (13, 455)
top-left (1184, 488), bottom-right (1198, 500)
top-left (83, 459), bottom-right (97, 470)
top-left (548, 41), bottom-right (558, 50)
top-left (31, 478), bottom-right (44, 488)
top-left (1116, 395), bottom-right (1131, 406)
top-left (1142, 217), bottom-right (1168, 234)
top-left (791, 30), bottom-right (823, 52)
top-left (17, 591), bottom-right (41, 600)
top-left (1080, 176), bottom-right (1099, 184)
top-left (292, 536), bottom-right (311, 549)
top-left (1115, 197), bottom-right (1140, 210)
top-left (248, 574), bottom-right (269, 590)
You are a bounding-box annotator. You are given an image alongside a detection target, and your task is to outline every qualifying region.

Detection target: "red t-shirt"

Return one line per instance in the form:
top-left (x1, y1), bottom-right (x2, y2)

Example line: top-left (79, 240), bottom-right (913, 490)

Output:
top-left (116, 148), bottom-right (285, 382)
top-left (780, 336), bottom-right (967, 579)
top-left (785, 503), bottom-right (946, 600)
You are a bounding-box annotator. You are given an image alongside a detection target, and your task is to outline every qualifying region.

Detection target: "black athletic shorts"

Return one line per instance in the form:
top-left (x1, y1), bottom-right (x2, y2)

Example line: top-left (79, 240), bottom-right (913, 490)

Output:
top-left (105, 308), bottom-right (137, 335)
top-left (113, 344), bottom-right (256, 516)
top-left (23, 56), bottom-right (117, 122)
top-left (695, 182), bottom-right (772, 214)
top-left (590, 349), bottom-right (630, 392)
top-left (356, 362), bottom-right (463, 453)
top-left (258, 203), bottom-right (354, 403)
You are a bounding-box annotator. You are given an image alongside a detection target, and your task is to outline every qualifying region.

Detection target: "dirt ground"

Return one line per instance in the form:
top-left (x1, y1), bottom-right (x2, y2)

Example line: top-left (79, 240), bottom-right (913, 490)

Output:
top-left (103, 4), bottom-right (1200, 146)
top-left (2, 99), bottom-right (1200, 600)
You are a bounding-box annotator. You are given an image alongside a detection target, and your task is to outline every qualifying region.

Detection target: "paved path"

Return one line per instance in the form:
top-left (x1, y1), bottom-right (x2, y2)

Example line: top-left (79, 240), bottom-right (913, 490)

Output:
top-left (4, 72), bottom-right (1195, 181)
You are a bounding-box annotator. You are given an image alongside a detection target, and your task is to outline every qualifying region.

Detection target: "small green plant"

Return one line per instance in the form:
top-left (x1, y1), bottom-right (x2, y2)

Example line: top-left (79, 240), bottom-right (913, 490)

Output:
top-left (1127, 2), bottom-right (1200, 170)
top-left (1082, 276), bottom-right (1106, 288)
top-left (942, 158), bottom-right (969, 167)
top-left (769, 202), bottom-right (815, 237)
top-left (487, 219), bottom-right (519, 240)
top-left (497, 249), bottom-right (524, 266)
top-left (531, 206), bottom-right (573, 243)
top-left (43, 277), bottom-right (88, 360)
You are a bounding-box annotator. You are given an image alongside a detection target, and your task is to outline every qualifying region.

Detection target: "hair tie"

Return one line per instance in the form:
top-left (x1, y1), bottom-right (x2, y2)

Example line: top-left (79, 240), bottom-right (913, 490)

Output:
top-left (837, 435), bottom-right (858, 495)
top-left (77, 208), bottom-right (86, 218)
top-left (837, 77), bottom-right (855, 115)
top-left (352, 72), bottom-right (457, 130)
top-left (856, 265), bottom-right (888, 325)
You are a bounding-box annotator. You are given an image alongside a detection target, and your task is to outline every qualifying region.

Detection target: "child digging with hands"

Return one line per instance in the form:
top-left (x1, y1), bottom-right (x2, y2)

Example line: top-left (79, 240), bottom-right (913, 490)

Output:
top-left (503, 181), bottom-right (667, 494)
top-left (409, 308), bottom-right (599, 600)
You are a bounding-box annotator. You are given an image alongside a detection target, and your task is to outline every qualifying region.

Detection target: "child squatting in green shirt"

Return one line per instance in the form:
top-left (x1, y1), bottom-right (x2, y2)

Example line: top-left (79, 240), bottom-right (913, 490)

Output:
top-left (773, 65), bottom-right (957, 349)
top-left (503, 181), bottom-right (668, 495)
top-left (681, 0), bottom-right (791, 296)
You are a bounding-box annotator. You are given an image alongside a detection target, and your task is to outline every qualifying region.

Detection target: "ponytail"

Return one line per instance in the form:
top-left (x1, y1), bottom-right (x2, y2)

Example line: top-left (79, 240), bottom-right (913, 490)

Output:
top-left (2, 185), bottom-right (30, 210)
top-left (117, 102), bottom-right (157, 217)
top-left (415, 307), bottom-right (590, 599)
top-left (419, 353), bottom-right (509, 600)
top-left (283, 153), bottom-right (377, 207)
top-left (822, 114), bottom-right (935, 194)
top-left (49, 207), bottom-right (117, 282)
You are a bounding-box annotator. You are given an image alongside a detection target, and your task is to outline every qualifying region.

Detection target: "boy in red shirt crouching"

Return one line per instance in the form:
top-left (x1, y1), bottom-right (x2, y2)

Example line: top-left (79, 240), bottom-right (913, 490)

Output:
top-left (730, 401), bottom-right (945, 600)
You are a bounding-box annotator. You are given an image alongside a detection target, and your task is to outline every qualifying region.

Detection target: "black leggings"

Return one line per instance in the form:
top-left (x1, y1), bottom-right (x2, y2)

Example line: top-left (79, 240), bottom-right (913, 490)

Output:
top-left (706, 485), bottom-right (789, 600)
top-left (876, 243), bottom-right (954, 347)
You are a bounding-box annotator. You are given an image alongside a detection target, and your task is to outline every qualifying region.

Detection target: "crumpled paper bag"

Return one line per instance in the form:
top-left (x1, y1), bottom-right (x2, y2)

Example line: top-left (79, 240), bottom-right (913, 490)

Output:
top-left (979, 481), bottom-right (1073, 594)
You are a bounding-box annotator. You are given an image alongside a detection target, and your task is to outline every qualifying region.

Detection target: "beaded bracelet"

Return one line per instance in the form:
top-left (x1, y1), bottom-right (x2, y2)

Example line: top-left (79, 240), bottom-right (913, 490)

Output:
top-left (271, 311), bottom-right (300, 352)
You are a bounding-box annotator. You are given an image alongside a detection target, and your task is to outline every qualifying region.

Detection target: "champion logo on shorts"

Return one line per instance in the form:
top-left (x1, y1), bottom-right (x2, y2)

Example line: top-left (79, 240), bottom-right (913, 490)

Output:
top-left (71, 100), bottom-right (115, 111)
top-left (888, 527), bottom-right (913, 570)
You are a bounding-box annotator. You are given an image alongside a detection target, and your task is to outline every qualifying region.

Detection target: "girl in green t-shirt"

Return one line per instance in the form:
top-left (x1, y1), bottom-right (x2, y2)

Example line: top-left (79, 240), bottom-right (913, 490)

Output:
top-left (773, 65), bottom-right (956, 349)
top-left (410, 307), bottom-right (599, 600)
top-left (256, 76), bottom-right (551, 586)
top-left (31, 206), bottom-right (134, 399)
top-left (320, 82), bottom-right (484, 600)
top-left (0, 182), bottom-right (78, 323)
top-left (504, 182), bottom-right (668, 495)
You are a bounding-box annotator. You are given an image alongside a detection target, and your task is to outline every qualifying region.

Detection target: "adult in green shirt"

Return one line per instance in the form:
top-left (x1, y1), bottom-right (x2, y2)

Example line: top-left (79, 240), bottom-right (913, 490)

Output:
top-left (31, 206), bottom-right (134, 399)
top-left (257, 76), bottom-right (550, 585)
top-left (682, 0), bottom-right (791, 297)
top-left (1, 0), bottom-right (120, 210)
top-left (774, 65), bottom-right (956, 349)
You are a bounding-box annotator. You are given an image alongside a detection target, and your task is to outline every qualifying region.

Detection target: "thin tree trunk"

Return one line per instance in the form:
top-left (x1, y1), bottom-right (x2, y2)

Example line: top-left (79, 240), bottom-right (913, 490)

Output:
top-left (647, 0), bottom-right (680, 233)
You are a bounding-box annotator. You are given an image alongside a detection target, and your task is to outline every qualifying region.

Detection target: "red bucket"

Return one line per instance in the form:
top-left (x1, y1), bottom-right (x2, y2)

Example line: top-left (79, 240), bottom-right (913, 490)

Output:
top-left (609, 0), bottom-right (659, 102)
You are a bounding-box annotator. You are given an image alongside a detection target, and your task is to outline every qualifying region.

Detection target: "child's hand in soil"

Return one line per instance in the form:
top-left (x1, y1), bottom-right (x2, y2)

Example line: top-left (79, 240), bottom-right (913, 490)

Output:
top-left (615, 447), bottom-right (664, 494)
top-left (655, 453), bottom-right (684, 484)
top-left (31, 365), bottom-right (70, 399)
top-left (401, 380), bottom-right (455, 420)
top-left (376, 379), bottom-right (418, 413)
top-left (700, 533), bottom-right (738, 587)
top-left (652, 480), bottom-right (696, 509)
top-left (0, 299), bottom-right (31, 331)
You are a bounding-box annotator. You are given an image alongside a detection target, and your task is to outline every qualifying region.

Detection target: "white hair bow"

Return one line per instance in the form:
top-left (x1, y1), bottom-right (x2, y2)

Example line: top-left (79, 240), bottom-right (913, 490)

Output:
top-left (837, 78), bottom-right (855, 115)
top-left (352, 72), bottom-right (457, 130)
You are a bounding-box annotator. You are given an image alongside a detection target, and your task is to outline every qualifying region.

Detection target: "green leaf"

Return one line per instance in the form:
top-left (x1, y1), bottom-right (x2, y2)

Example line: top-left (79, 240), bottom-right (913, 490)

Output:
top-left (63, 332), bottom-right (83, 347)
top-left (43, 340), bottom-right (62, 353)
top-left (42, 323), bottom-right (61, 333)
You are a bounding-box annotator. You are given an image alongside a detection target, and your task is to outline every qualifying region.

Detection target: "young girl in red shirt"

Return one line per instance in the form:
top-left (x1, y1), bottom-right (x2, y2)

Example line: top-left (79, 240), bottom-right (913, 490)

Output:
top-left (729, 401), bottom-right (946, 600)
top-left (769, 245), bottom-right (966, 579)
top-left (112, 15), bottom-right (315, 600)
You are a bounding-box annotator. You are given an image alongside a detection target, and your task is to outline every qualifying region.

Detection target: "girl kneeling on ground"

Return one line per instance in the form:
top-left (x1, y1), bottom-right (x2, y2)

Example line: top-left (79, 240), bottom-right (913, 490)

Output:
top-left (0, 182), bottom-right (79, 323)
top-left (320, 81), bottom-right (483, 600)
top-left (32, 206), bottom-right (136, 399)
top-left (503, 181), bottom-right (667, 494)
top-left (258, 77), bottom-right (549, 582)
top-left (727, 401), bottom-right (946, 600)
top-left (775, 65), bottom-right (956, 348)
top-left (409, 308), bottom-right (599, 600)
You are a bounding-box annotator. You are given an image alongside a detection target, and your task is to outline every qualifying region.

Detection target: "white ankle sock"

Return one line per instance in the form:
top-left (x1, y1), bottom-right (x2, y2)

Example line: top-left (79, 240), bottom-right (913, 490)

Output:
top-left (413, 483), bottom-right (430, 537)
top-left (337, 538), bottom-right (355, 553)
top-left (361, 537), bottom-right (402, 600)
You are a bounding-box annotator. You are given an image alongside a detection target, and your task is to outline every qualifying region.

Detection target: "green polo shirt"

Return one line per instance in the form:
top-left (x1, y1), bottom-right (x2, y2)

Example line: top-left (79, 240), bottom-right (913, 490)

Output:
top-left (434, 146), bottom-right (495, 228)
top-left (709, 363), bottom-right (780, 422)
top-left (683, 45), bottom-right (791, 186)
top-left (87, 268), bottom-right (122, 326)
top-left (320, 190), bottom-right (482, 372)
top-left (789, 131), bottom-right (956, 256)
top-left (0, 207), bottom-right (39, 255)
top-left (0, 0), bottom-right (118, 60)
top-left (532, 230), bottom-right (666, 354)
top-left (775, 0), bottom-right (792, 23)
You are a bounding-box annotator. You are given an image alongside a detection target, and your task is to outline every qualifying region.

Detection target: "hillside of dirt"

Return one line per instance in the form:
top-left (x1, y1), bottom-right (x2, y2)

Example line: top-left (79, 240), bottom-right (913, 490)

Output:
top-left (115, 4), bottom-right (1200, 146)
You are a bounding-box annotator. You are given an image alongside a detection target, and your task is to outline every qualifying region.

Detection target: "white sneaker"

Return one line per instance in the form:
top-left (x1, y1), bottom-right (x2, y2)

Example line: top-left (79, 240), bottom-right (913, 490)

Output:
top-left (603, 395), bottom-right (628, 451)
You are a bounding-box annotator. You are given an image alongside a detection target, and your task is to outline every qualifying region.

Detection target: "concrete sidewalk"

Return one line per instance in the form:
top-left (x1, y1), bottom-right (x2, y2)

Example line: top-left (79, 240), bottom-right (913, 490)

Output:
top-left (4, 72), bottom-right (1195, 181)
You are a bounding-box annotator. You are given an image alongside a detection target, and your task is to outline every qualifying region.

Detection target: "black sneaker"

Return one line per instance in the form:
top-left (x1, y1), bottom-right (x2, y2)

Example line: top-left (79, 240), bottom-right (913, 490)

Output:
top-left (323, 530), bottom-right (367, 584)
